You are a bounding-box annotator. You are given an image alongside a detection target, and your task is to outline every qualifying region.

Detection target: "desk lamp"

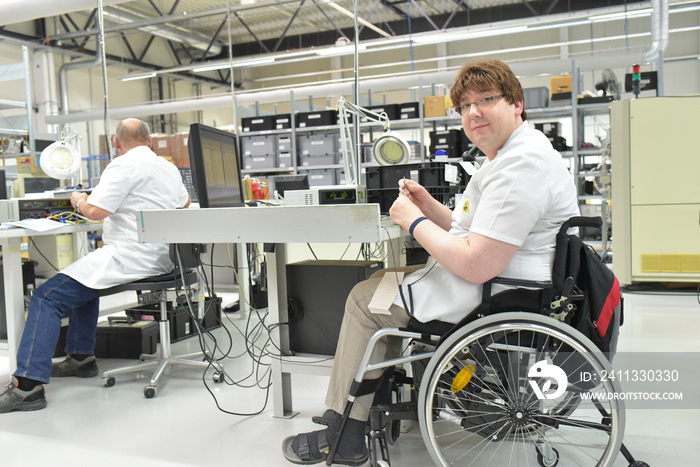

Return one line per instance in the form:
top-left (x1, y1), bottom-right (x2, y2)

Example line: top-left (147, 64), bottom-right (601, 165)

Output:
top-left (39, 126), bottom-right (82, 186)
top-left (337, 96), bottom-right (410, 185)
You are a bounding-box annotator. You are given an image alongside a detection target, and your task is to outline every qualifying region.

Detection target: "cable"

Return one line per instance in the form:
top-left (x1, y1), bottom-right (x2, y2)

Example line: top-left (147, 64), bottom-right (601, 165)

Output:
top-left (173, 243), bottom-right (284, 416)
top-left (28, 237), bottom-right (59, 272)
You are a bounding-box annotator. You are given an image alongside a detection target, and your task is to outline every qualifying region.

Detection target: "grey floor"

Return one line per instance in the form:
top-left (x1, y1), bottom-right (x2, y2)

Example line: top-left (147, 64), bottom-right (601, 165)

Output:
top-left (1, 289), bottom-right (699, 466)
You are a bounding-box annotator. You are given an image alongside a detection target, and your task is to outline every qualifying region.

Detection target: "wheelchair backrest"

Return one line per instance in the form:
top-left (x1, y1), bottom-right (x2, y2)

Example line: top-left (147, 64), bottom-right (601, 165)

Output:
top-left (552, 216), bottom-right (622, 360)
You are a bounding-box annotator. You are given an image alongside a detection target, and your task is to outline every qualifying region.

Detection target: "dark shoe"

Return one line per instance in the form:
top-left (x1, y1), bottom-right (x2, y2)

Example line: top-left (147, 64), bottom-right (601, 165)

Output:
top-left (51, 355), bottom-right (99, 378)
top-left (281, 430), bottom-right (369, 466)
top-left (0, 377), bottom-right (47, 413)
top-left (311, 409), bottom-right (337, 426)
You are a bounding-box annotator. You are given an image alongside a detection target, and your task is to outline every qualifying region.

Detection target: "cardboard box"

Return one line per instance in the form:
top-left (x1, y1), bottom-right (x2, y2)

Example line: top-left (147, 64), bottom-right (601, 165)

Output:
top-left (151, 134), bottom-right (172, 159)
top-left (98, 135), bottom-right (114, 156)
top-left (170, 133), bottom-right (189, 167)
top-left (423, 95), bottom-right (454, 118)
top-left (17, 156), bottom-right (42, 174)
top-left (550, 75), bottom-right (572, 96)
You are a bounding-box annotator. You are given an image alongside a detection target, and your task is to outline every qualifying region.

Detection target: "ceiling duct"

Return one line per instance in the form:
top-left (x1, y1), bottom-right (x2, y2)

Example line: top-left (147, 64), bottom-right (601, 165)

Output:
top-left (59, 38), bottom-right (103, 115)
top-left (645, 0), bottom-right (669, 63)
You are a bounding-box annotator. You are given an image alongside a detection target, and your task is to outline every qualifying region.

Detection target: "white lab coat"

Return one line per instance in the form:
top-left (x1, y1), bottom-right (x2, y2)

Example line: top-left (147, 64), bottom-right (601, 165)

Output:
top-left (61, 146), bottom-right (190, 289)
top-left (395, 122), bottom-right (580, 323)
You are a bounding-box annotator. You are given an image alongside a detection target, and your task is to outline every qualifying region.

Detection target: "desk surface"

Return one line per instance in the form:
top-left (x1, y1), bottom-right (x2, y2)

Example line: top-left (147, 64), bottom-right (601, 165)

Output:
top-left (0, 221), bottom-right (102, 239)
top-left (138, 204), bottom-right (399, 244)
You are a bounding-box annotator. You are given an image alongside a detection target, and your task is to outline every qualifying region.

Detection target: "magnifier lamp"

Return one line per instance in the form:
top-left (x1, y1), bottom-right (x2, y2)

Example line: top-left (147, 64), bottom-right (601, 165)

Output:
top-left (337, 96), bottom-right (410, 185)
top-left (39, 127), bottom-right (82, 185)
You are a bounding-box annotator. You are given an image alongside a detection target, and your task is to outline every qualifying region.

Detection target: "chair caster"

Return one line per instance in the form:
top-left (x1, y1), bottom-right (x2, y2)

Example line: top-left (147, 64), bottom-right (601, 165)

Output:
top-left (144, 386), bottom-right (157, 398)
top-left (103, 376), bottom-right (116, 388)
top-left (537, 447), bottom-right (559, 467)
top-left (213, 371), bottom-right (225, 383)
top-left (629, 462), bottom-right (650, 467)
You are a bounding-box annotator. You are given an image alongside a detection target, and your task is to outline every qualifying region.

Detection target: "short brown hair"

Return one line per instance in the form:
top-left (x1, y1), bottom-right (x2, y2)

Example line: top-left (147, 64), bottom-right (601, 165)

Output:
top-left (450, 59), bottom-right (527, 121)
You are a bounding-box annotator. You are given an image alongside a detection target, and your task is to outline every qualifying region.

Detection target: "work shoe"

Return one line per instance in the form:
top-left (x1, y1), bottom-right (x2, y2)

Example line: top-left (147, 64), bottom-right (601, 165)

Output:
top-left (0, 377), bottom-right (47, 413)
top-left (51, 355), bottom-right (99, 378)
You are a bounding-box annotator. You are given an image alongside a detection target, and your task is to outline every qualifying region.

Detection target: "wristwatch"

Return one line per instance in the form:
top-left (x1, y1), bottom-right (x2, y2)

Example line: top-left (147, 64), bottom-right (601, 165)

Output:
top-left (76, 199), bottom-right (83, 213)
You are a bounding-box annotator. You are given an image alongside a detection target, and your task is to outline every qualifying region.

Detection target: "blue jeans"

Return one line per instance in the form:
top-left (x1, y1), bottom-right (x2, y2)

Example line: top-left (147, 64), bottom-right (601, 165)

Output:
top-left (14, 273), bottom-right (99, 384)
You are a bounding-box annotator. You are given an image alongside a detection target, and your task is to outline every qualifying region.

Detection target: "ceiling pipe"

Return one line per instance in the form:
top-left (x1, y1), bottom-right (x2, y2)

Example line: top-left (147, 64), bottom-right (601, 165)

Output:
top-left (59, 37), bottom-right (102, 115)
top-left (645, 0), bottom-right (669, 63)
top-left (0, 0), bottom-right (131, 27)
top-left (45, 49), bottom-right (647, 125)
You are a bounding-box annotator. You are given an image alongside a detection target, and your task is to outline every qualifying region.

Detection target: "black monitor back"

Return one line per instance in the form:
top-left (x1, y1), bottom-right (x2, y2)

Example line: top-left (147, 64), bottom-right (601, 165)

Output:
top-left (187, 123), bottom-right (244, 208)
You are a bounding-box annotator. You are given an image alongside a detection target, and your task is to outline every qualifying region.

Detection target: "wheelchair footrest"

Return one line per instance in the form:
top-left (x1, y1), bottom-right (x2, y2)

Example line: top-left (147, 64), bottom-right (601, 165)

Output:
top-left (370, 401), bottom-right (419, 430)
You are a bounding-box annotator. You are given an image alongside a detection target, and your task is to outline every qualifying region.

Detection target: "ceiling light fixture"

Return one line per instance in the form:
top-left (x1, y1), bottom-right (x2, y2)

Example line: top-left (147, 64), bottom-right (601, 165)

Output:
top-left (193, 57), bottom-right (275, 73)
top-left (412, 25), bottom-right (527, 44)
top-left (316, 44), bottom-right (367, 56)
top-left (119, 72), bottom-right (157, 81)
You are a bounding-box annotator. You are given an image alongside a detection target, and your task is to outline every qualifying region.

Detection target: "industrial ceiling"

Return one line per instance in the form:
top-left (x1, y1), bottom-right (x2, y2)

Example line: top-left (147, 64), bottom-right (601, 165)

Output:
top-left (0, 0), bottom-right (646, 86)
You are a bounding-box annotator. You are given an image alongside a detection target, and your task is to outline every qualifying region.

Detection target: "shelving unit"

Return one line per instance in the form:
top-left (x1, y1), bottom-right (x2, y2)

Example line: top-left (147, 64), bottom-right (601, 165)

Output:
top-left (239, 90), bottom-right (613, 242)
top-left (0, 46), bottom-right (35, 168)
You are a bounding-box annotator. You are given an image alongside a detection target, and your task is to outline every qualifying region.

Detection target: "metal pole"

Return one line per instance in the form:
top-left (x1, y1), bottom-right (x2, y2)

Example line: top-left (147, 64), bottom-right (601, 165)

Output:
top-left (97, 0), bottom-right (111, 160)
top-left (21, 46), bottom-right (35, 159)
top-left (352, 0), bottom-right (361, 185)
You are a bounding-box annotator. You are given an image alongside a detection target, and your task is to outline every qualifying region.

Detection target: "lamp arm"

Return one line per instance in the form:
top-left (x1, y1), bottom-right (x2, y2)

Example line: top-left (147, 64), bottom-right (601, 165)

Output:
top-left (337, 96), bottom-right (393, 185)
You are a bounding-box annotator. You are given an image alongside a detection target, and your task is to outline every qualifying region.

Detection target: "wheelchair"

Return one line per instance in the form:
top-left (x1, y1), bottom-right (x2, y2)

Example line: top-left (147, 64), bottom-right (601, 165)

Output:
top-left (325, 217), bottom-right (649, 467)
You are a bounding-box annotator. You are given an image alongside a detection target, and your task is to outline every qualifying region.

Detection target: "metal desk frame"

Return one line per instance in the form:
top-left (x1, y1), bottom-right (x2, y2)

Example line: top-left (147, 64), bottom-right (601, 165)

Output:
top-left (137, 204), bottom-right (404, 417)
top-left (1, 223), bottom-right (102, 371)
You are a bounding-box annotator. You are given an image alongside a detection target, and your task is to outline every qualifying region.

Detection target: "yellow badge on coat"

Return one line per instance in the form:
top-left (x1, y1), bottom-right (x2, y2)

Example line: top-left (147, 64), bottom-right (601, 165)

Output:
top-left (463, 200), bottom-right (470, 212)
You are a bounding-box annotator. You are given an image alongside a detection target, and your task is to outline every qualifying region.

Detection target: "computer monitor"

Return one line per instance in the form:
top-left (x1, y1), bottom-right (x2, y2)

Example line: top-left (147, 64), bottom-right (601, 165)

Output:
top-left (274, 174), bottom-right (309, 197)
top-left (187, 123), bottom-right (244, 208)
top-left (0, 169), bottom-right (7, 199)
top-left (12, 174), bottom-right (61, 198)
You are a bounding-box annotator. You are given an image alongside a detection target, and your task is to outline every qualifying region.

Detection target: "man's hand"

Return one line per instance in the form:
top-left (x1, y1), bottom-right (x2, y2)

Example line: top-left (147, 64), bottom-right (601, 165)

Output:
top-left (70, 191), bottom-right (110, 221)
top-left (70, 191), bottom-right (89, 212)
top-left (389, 193), bottom-right (423, 232)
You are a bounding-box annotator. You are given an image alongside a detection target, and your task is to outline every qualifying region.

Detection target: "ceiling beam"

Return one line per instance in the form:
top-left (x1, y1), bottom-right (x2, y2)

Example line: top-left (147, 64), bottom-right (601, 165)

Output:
top-left (273, 0), bottom-right (307, 53)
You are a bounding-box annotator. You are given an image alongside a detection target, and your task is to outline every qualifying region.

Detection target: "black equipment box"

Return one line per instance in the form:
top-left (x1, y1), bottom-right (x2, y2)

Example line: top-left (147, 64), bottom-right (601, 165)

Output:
top-left (273, 113), bottom-right (292, 130)
top-left (429, 129), bottom-right (473, 158)
top-left (0, 260), bottom-right (37, 340)
top-left (363, 104), bottom-right (400, 121)
top-left (366, 162), bottom-right (469, 214)
top-left (94, 318), bottom-right (158, 359)
top-left (295, 110), bottom-right (338, 128)
top-left (17, 198), bottom-right (72, 220)
top-left (287, 260), bottom-right (383, 355)
top-left (398, 102), bottom-right (419, 119)
top-left (126, 306), bottom-right (192, 342)
top-left (534, 122), bottom-right (561, 138)
top-left (241, 115), bottom-right (275, 132)
top-left (125, 296), bottom-right (222, 342)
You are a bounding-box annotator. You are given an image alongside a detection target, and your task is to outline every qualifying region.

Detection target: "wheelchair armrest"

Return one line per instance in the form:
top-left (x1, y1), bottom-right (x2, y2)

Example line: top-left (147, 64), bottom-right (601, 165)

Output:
top-left (487, 276), bottom-right (553, 289)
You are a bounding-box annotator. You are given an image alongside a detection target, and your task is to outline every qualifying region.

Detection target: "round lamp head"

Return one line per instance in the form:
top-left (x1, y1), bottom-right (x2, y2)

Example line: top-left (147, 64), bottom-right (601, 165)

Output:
top-left (40, 141), bottom-right (82, 180)
top-left (372, 130), bottom-right (410, 166)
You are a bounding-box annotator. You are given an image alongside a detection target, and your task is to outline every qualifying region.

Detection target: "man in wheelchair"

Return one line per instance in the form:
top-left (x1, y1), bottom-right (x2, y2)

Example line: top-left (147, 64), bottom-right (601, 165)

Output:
top-left (282, 59), bottom-right (611, 466)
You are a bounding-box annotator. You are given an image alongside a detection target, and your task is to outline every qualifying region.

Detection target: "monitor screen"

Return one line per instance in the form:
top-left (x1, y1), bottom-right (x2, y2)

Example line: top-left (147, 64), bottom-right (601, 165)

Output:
top-left (187, 123), bottom-right (244, 208)
top-left (274, 174), bottom-right (309, 197)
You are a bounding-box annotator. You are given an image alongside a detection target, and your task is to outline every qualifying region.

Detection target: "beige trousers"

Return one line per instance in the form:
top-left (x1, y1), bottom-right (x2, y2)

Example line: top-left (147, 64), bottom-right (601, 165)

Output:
top-left (324, 267), bottom-right (423, 421)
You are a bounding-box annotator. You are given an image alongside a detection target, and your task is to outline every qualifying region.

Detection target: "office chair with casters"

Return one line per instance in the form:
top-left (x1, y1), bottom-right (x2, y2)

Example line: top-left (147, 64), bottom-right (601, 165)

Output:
top-left (98, 243), bottom-right (224, 398)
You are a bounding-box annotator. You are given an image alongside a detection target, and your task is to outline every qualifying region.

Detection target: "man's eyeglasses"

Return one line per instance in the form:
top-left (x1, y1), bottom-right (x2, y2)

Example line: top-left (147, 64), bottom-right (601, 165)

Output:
top-left (454, 95), bottom-right (503, 115)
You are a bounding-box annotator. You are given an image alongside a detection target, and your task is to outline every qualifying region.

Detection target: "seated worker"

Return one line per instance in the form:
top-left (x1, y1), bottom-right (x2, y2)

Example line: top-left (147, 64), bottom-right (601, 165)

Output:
top-left (0, 118), bottom-right (191, 414)
top-left (282, 59), bottom-right (580, 465)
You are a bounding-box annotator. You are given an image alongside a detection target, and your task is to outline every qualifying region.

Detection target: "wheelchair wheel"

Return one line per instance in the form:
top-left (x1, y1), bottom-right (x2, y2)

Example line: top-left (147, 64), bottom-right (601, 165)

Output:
top-left (418, 312), bottom-right (624, 467)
